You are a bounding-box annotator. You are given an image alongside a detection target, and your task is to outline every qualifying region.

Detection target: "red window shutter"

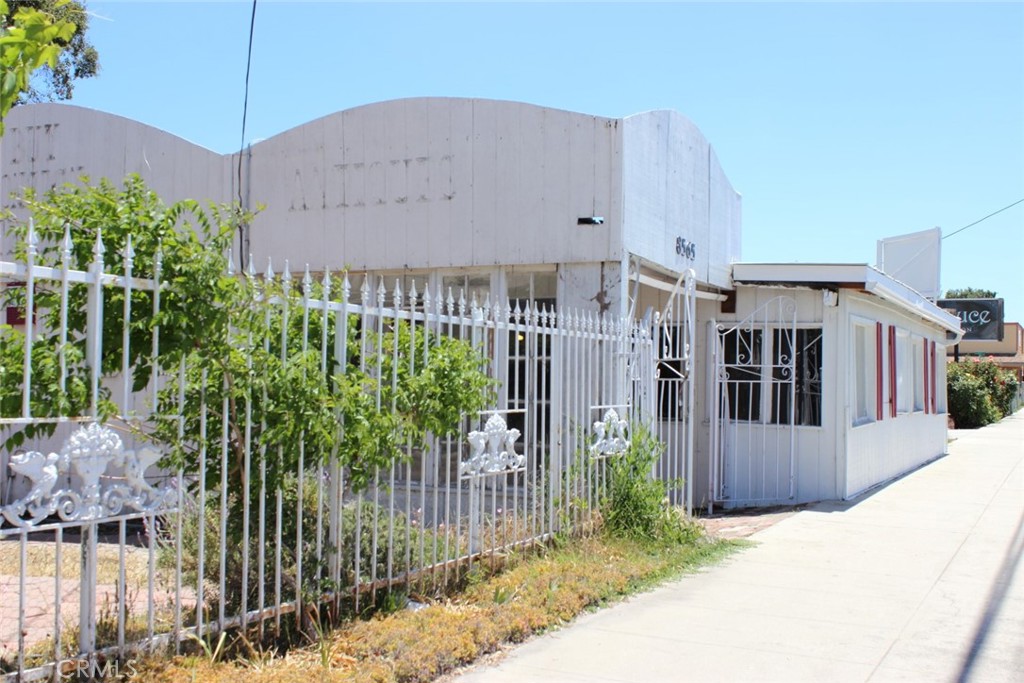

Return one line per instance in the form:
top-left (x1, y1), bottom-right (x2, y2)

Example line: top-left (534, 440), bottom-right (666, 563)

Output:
top-left (889, 326), bottom-right (897, 418)
top-left (876, 322), bottom-right (884, 421)
top-left (923, 340), bottom-right (930, 414)
top-left (930, 341), bottom-right (938, 413)
top-left (5, 305), bottom-right (26, 326)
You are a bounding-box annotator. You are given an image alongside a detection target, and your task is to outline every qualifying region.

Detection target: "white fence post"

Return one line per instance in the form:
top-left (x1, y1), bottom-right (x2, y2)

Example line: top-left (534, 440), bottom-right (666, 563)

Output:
top-left (79, 228), bottom-right (106, 658)
top-left (20, 220), bottom-right (36, 419)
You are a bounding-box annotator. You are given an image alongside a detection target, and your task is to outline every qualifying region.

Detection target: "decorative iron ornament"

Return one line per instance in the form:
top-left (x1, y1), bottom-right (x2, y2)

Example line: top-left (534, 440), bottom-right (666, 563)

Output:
top-left (461, 414), bottom-right (524, 479)
top-left (2, 423), bottom-right (176, 528)
top-left (590, 409), bottom-right (630, 459)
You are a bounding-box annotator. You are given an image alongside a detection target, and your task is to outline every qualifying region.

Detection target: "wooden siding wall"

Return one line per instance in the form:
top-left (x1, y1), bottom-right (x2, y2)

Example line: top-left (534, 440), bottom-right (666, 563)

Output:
top-left (839, 291), bottom-right (950, 499)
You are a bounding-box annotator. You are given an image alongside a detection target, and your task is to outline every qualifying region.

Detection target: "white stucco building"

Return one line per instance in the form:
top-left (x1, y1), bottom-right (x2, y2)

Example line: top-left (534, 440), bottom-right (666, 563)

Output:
top-left (1, 99), bottom-right (961, 509)
top-left (1, 99), bottom-right (740, 313)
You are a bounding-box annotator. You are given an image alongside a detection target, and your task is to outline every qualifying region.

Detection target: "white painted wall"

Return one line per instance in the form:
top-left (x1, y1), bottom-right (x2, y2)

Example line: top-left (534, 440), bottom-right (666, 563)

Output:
top-left (621, 111), bottom-right (741, 290)
top-left (845, 412), bottom-right (947, 498)
top-left (1, 104), bottom-right (231, 255)
top-left (693, 283), bottom-right (948, 508)
top-left (1, 100), bottom-right (624, 274)
top-left (839, 290), bottom-right (949, 499)
top-left (557, 262), bottom-right (625, 316)
top-left (242, 98), bottom-right (624, 273)
top-left (3, 100), bottom-right (742, 300)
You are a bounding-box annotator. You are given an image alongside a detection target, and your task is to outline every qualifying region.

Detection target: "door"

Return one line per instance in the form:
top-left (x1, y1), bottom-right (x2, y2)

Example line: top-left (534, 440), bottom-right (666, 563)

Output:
top-left (710, 297), bottom-right (799, 508)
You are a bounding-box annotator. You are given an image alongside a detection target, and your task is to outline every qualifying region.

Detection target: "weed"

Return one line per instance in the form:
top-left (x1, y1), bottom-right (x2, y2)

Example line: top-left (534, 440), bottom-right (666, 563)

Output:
top-left (491, 584), bottom-right (517, 605)
top-left (130, 534), bottom-right (745, 683)
top-left (304, 604), bottom-right (335, 672)
top-left (601, 422), bottom-right (702, 544)
top-left (235, 632), bottom-right (277, 671)
top-left (185, 630), bottom-right (228, 663)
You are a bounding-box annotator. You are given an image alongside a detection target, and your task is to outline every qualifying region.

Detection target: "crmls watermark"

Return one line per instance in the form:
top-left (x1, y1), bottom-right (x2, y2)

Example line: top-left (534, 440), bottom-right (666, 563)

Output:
top-left (56, 657), bottom-right (139, 681)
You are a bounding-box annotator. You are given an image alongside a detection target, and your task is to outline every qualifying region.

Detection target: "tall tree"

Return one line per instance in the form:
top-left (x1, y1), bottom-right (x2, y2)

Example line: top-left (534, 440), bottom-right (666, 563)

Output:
top-left (944, 287), bottom-right (997, 299)
top-left (0, 0), bottom-right (77, 134)
top-left (9, 0), bottom-right (97, 102)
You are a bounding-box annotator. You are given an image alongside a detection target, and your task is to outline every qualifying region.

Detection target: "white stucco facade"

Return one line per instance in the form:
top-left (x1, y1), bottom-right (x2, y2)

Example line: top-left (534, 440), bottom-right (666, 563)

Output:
top-left (1, 100), bottom-right (960, 509)
top-left (1, 99), bottom-right (741, 318)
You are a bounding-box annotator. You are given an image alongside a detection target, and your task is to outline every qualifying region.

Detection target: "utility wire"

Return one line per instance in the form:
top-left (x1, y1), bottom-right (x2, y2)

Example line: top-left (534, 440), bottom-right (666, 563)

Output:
top-left (943, 197), bottom-right (1024, 240)
top-left (237, 0), bottom-right (258, 271)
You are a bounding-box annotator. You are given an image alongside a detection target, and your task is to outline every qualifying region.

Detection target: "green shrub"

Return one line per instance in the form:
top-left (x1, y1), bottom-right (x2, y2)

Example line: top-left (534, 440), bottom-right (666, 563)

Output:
top-left (961, 357), bottom-right (1019, 417)
top-left (600, 423), bottom-right (702, 544)
top-left (160, 474), bottom-right (428, 617)
top-left (947, 362), bottom-right (1003, 428)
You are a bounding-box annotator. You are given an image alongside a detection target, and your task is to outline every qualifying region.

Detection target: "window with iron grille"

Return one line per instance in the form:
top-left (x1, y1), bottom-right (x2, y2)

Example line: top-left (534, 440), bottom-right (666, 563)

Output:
top-left (506, 271), bottom-right (556, 445)
top-left (770, 328), bottom-right (823, 427)
top-left (657, 324), bottom-right (687, 420)
top-left (721, 328), bottom-right (763, 422)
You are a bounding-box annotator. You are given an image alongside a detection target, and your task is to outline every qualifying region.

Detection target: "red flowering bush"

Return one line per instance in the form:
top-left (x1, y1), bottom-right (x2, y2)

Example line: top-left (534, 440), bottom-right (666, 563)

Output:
top-left (947, 359), bottom-right (1019, 428)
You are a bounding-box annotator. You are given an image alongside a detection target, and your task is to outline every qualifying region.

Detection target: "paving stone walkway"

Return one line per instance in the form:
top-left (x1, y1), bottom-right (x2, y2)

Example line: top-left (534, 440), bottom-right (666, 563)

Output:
top-left (0, 541), bottom-right (180, 661)
top-left (698, 506), bottom-right (801, 540)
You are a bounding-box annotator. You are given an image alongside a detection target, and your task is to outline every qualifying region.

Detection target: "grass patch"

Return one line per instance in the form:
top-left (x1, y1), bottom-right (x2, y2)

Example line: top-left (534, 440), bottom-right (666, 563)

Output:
top-left (132, 534), bottom-right (747, 683)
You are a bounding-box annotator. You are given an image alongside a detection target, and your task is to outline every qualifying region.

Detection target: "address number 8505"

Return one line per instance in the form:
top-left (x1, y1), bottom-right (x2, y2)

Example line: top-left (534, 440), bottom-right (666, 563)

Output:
top-left (675, 237), bottom-right (696, 261)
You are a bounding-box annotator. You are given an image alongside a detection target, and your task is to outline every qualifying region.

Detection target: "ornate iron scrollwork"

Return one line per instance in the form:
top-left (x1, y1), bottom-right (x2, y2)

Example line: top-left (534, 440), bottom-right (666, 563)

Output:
top-left (461, 414), bottom-right (524, 479)
top-left (2, 423), bottom-right (176, 528)
top-left (590, 408), bottom-right (630, 459)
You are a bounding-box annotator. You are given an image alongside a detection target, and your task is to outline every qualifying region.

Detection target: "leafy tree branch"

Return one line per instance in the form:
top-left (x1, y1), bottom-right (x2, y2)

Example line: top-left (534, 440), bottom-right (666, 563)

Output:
top-left (0, 0), bottom-right (77, 134)
top-left (1, 176), bottom-right (497, 498)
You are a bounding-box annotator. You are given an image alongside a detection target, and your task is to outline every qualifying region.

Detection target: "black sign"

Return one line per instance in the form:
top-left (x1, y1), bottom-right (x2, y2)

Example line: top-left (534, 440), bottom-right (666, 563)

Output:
top-left (937, 298), bottom-right (1004, 341)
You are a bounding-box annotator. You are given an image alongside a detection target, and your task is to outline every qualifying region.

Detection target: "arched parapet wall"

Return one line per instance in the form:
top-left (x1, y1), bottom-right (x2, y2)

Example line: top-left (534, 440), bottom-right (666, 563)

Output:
top-left (244, 97), bottom-right (622, 272)
top-left (2, 99), bottom-right (741, 291)
top-left (622, 109), bottom-right (741, 290)
top-left (1, 103), bottom-right (231, 210)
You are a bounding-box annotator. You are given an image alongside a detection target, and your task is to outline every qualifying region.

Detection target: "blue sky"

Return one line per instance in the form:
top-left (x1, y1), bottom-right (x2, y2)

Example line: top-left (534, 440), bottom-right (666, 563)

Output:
top-left (59, 1), bottom-right (1024, 322)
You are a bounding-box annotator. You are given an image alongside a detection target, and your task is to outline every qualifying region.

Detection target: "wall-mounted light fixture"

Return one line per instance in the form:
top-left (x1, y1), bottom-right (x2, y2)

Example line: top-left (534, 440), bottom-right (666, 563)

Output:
top-left (577, 216), bottom-right (604, 225)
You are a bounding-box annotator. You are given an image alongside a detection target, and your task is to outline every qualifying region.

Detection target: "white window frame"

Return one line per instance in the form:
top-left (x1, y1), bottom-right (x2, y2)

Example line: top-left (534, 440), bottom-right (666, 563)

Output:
top-left (852, 319), bottom-right (877, 426)
top-left (913, 336), bottom-right (925, 412)
top-left (896, 328), bottom-right (912, 415)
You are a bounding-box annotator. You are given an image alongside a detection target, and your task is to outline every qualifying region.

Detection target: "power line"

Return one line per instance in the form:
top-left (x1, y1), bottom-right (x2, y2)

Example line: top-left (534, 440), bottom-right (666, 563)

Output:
top-left (237, 0), bottom-right (258, 271)
top-left (943, 197), bottom-right (1024, 240)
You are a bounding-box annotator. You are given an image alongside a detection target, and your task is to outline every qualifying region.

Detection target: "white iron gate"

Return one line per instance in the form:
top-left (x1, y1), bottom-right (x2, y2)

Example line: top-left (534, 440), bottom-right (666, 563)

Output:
top-left (710, 297), bottom-right (799, 509)
top-left (653, 270), bottom-right (697, 514)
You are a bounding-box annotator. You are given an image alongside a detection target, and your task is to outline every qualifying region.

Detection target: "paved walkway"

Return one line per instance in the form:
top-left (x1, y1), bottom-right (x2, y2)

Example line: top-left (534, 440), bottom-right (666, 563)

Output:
top-left (0, 542), bottom-right (183, 658)
top-left (455, 413), bottom-right (1024, 682)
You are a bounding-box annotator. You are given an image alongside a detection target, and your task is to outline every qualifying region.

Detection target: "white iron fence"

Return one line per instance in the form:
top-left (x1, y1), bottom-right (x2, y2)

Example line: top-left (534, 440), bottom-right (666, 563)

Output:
top-left (0, 224), bottom-right (662, 681)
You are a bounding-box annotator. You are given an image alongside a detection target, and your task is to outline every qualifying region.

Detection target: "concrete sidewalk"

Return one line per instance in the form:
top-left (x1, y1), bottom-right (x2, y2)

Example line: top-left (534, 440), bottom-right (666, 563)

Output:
top-left (455, 413), bottom-right (1024, 683)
